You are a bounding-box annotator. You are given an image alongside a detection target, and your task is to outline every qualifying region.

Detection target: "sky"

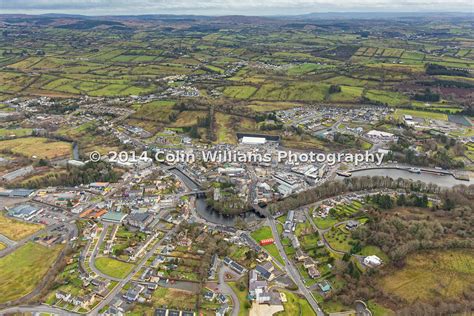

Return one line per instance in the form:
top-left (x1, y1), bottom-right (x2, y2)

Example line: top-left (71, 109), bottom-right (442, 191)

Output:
top-left (0, 0), bottom-right (473, 16)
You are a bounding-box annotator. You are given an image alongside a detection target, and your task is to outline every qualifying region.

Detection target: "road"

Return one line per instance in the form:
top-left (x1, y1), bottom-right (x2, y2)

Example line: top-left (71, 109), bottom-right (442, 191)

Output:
top-left (0, 304), bottom-right (79, 315)
top-left (0, 223), bottom-right (61, 258)
top-left (90, 227), bottom-right (177, 315)
top-left (217, 264), bottom-right (240, 316)
top-left (0, 233), bottom-right (16, 247)
top-left (267, 218), bottom-right (325, 316)
top-left (304, 210), bottom-right (348, 256)
top-left (88, 223), bottom-right (124, 282)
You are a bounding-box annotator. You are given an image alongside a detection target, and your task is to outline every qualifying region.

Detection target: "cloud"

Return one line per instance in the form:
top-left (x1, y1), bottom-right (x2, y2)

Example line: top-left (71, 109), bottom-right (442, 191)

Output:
top-left (0, 0), bottom-right (472, 15)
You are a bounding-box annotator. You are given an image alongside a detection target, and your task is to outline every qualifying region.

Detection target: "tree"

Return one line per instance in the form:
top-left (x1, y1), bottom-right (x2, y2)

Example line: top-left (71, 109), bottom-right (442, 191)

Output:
top-left (329, 85), bottom-right (342, 94)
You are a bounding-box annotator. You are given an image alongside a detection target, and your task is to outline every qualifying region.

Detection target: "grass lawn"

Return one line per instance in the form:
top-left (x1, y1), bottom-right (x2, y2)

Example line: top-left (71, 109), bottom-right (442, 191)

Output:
top-left (276, 291), bottom-right (316, 316)
top-left (264, 244), bottom-right (284, 265)
top-left (0, 242), bottom-right (5, 250)
top-left (250, 226), bottom-right (273, 242)
top-left (228, 281), bottom-right (251, 316)
top-left (313, 216), bottom-right (338, 230)
top-left (94, 257), bottom-right (134, 279)
top-left (0, 212), bottom-right (44, 241)
top-left (0, 137), bottom-right (71, 159)
top-left (379, 250), bottom-right (474, 303)
top-left (324, 227), bottom-right (353, 253)
top-left (251, 226), bottom-right (284, 264)
top-left (358, 245), bottom-right (389, 263)
top-left (0, 242), bottom-right (62, 303)
top-left (129, 287), bottom-right (197, 314)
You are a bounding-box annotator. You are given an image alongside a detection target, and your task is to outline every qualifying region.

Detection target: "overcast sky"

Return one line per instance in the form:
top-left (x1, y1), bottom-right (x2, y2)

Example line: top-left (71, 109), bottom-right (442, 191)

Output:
top-left (0, 0), bottom-right (472, 15)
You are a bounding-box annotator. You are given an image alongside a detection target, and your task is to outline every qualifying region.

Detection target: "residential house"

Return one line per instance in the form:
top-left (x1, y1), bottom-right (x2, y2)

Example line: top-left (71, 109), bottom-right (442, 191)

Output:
top-left (303, 258), bottom-right (316, 269)
top-left (345, 220), bottom-right (359, 230)
top-left (308, 266), bottom-right (321, 279)
top-left (295, 249), bottom-right (308, 261)
top-left (248, 270), bottom-right (271, 304)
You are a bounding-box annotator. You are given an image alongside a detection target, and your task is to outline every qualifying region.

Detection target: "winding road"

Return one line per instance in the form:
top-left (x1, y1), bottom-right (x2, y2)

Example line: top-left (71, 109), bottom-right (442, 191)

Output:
top-left (217, 264), bottom-right (240, 316)
top-left (90, 227), bottom-right (177, 315)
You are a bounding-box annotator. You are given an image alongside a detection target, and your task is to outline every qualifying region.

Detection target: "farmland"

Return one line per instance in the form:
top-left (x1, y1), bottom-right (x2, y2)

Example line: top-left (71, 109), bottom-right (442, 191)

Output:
top-left (0, 242), bottom-right (63, 303)
top-left (0, 137), bottom-right (72, 159)
top-left (0, 212), bottom-right (44, 241)
top-left (379, 250), bottom-right (474, 303)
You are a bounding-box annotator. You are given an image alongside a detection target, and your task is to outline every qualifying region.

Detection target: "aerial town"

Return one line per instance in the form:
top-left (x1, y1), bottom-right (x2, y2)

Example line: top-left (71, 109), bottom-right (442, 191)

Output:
top-left (0, 7), bottom-right (473, 316)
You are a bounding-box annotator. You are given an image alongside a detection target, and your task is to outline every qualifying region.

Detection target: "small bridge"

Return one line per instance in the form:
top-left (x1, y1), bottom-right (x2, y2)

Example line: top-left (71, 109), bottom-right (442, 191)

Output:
top-left (180, 190), bottom-right (207, 198)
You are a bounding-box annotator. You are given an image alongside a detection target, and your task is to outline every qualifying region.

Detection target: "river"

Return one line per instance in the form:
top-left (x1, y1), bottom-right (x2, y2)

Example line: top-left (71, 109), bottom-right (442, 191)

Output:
top-left (72, 142), bottom-right (79, 160)
top-left (168, 167), bottom-right (262, 226)
top-left (337, 168), bottom-right (473, 188)
top-left (171, 165), bottom-right (471, 226)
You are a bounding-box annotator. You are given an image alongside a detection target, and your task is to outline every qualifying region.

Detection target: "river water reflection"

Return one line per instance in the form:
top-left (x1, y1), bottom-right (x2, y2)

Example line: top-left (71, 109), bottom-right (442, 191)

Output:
top-left (337, 168), bottom-right (472, 188)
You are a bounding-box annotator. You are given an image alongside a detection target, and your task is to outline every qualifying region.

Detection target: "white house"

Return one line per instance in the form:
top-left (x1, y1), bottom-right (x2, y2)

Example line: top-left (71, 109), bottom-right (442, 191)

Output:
top-left (366, 130), bottom-right (397, 142)
top-left (363, 255), bottom-right (382, 267)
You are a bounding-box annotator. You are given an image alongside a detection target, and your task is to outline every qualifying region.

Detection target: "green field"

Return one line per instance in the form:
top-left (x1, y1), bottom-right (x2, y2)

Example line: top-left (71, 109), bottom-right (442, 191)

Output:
top-left (380, 250), bottom-right (474, 303)
top-left (252, 82), bottom-right (329, 101)
top-left (0, 128), bottom-right (33, 138)
top-left (132, 100), bottom-right (177, 122)
top-left (366, 90), bottom-right (410, 106)
top-left (395, 109), bottom-right (448, 121)
top-left (130, 286), bottom-right (197, 314)
top-left (0, 242), bottom-right (62, 303)
top-left (223, 85), bottom-right (257, 99)
top-left (328, 86), bottom-right (363, 102)
top-left (94, 257), bottom-right (134, 279)
top-left (0, 137), bottom-right (72, 159)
